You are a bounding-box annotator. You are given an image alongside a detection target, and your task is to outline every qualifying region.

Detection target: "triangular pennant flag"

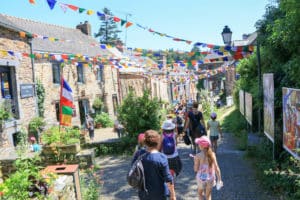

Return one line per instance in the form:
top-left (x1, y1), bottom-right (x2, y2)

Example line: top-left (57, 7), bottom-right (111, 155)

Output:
top-left (125, 22), bottom-right (133, 28)
top-left (46, 0), bottom-right (57, 10)
top-left (86, 10), bottom-right (94, 15)
top-left (78, 8), bottom-right (86, 13)
top-left (113, 17), bottom-right (121, 22)
top-left (120, 19), bottom-right (127, 26)
top-left (19, 32), bottom-right (26, 38)
top-left (59, 3), bottom-right (68, 13)
top-left (97, 11), bottom-right (105, 17)
top-left (67, 4), bottom-right (78, 11)
top-left (29, 0), bottom-right (35, 4)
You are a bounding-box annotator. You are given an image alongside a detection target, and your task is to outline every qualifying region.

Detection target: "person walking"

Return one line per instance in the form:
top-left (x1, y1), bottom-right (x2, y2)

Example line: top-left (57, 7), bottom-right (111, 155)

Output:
top-left (184, 102), bottom-right (206, 152)
top-left (85, 114), bottom-right (95, 141)
top-left (132, 130), bottom-right (176, 200)
top-left (193, 136), bottom-right (222, 200)
top-left (207, 112), bottom-right (222, 153)
top-left (161, 120), bottom-right (182, 178)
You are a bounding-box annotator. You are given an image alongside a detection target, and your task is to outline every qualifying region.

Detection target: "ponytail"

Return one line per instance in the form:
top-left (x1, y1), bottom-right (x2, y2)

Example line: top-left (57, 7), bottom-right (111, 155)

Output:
top-left (204, 147), bottom-right (214, 168)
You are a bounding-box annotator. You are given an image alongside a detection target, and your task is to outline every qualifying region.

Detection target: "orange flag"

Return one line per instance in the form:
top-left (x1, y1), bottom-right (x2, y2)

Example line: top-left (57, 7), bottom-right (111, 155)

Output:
top-left (125, 22), bottom-right (133, 28)
top-left (19, 32), bottom-right (26, 38)
top-left (29, 0), bottom-right (35, 4)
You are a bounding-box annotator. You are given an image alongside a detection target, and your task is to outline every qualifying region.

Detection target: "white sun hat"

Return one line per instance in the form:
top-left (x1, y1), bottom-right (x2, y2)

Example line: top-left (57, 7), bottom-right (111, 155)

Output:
top-left (161, 120), bottom-right (176, 130)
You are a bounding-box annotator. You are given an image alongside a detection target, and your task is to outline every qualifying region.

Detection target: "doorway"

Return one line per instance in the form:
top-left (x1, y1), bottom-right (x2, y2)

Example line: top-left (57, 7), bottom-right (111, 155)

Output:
top-left (78, 99), bottom-right (90, 127)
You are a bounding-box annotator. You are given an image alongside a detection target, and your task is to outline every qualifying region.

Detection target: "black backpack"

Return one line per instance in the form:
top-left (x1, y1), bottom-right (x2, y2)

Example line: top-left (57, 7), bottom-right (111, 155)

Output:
top-left (189, 111), bottom-right (206, 136)
top-left (127, 153), bottom-right (148, 193)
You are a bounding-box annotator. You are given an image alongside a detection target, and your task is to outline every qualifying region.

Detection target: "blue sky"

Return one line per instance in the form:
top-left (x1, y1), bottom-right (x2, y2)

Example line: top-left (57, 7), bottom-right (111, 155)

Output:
top-left (0, 0), bottom-right (270, 51)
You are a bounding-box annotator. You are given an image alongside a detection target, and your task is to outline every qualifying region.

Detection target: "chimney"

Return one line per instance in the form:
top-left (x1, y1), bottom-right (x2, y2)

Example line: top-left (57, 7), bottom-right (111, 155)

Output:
top-left (76, 21), bottom-right (91, 36)
top-left (242, 34), bottom-right (250, 40)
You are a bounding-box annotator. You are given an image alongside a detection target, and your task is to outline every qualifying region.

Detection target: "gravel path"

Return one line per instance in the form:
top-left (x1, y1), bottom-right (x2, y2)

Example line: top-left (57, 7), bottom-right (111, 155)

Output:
top-left (96, 132), bottom-right (280, 200)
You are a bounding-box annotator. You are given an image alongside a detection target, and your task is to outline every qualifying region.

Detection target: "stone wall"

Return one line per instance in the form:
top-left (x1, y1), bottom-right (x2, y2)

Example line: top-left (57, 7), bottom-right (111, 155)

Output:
top-left (34, 61), bottom-right (104, 127)
top-left (225, 66), bottom-right (236, 96)
top-left (119, 73), bottom-right (150, 98)
top-left (0, 26), bottom-right (36, 147)
top-left (48, 175), bottom-right (76, 200)
top-left (103, 66), bottom-right (119, 118)
top-left (150, 75), bottom-right (169, 101)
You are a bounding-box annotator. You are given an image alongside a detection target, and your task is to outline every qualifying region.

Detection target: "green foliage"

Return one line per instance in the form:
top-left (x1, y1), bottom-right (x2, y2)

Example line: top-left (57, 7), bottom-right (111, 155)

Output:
top-left (247, 139), bottom-right (300, 199)
top-left (0, 156), bottom-right (52, 200)
top-left (94, 112), bottom-right (113, 128)
top-left (41, 126), bottom-right (80, 145)
top-left (117, 89), bottom-right (161, 138)
top-left (93, 137), bottom-right (136, 156)
top-left (92, 97), bottom-right (103, 114)
top-left (0, 101), bottom-right (11, 122)
top-left (36, 80), bottom-right (45, 117)
top-left (28, 117), bottom-right (46, 142)
top-left (80, 165), bottom-right (102, 200)
top-left (95, 7), bottom-right (122, 46)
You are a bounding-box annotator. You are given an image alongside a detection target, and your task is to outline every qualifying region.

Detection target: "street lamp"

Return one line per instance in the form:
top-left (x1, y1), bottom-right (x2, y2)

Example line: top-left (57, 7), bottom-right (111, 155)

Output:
top-left (221, 25), bottom-right (232, 107)
top-left (221, 25), bottom-right (232, 46)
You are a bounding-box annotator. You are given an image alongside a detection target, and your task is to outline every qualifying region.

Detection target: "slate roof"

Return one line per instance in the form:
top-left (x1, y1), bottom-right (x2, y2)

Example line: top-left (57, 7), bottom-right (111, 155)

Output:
top-left (232, 32), bottom-right (257, 46)
top-left (0, 14), bottom-right (111, 57)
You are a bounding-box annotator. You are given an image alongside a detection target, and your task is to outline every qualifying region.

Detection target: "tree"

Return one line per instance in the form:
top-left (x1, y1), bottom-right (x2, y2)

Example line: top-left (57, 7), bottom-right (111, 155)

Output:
top-left (95, 7), bottom-right (123, 46)
top-left (117, 89), bottom-right (162, 138)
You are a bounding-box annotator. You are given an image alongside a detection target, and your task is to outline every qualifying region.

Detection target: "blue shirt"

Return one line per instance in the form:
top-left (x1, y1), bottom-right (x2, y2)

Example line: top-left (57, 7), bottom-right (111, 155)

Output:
top-left (137, 152), bottom-right (173, 200)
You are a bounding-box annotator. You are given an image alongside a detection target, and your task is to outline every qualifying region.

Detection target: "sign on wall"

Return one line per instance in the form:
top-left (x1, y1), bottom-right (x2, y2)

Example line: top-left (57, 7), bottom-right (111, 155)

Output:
top-left (263, 74), bottom-right (275, 142)
top-left (239, 90), bottom-right (244, 116)
top-left (282, 87), bottom-right (300, 160)
top-left (20, 84), bottom-right (34, 98)
top-left (245, 92), bottom-right (253, 125)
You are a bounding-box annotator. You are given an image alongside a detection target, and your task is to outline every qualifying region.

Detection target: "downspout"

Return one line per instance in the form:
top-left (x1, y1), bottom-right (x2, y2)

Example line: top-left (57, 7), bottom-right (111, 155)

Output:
top-left (117, 68), bottom-right (122, 104)
top-left (28, 38), bottom-right (39, 116)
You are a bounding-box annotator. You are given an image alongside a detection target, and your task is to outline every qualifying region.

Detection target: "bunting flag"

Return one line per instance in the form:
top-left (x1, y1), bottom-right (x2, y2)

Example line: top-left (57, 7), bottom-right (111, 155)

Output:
top-left (125, 22), bottom-right (133, 28)
top-left (46, 0), bottom-right (57, 10)
top-left (29, 0), bottom-right (35, 4)
top-left (60, 78), bottom-right (73, 126)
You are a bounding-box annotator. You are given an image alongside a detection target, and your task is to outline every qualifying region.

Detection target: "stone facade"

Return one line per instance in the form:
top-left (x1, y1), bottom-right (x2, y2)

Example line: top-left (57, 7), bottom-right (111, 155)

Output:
top-left (0, 26), bottom-right (36, 148)
top-left (119, 73), bottom-right (150, 99)
top-left (225, 66), bottom-right (236, 96)
top-left (150, 75), bottom-right (169, 102)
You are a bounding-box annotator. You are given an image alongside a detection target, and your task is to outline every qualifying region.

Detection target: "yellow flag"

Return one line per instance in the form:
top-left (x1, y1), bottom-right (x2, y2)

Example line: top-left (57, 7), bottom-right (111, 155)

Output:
top-left (87, 10), bottom-right (94, 15)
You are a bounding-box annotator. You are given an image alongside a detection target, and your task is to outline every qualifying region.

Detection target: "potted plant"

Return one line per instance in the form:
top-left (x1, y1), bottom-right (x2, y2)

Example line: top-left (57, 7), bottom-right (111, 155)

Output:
top-left (28, 117), bottom-right (46, 143)
top-left (92, 97), bottom-right (103, 115)
top-left (41, 126), bottom-right (81, 156)
top-left (94, 112), bottom-right (113, 128)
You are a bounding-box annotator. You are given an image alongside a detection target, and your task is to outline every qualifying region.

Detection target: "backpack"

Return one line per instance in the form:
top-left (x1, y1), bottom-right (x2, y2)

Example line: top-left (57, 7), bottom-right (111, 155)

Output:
top-left (189, 112), bottom-right (206, 136)
top-left (127, 153), bottom-right (148, 192)
top-left (162, 133), bottom-right (176, 155)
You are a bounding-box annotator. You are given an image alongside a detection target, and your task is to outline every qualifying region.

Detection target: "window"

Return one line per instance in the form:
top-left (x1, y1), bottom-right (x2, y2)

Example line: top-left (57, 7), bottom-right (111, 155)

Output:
top-left (96, 65), bottom-right (104, 82)
top-left (77, 64), bottom-right (85, 83)
top-left (52, 63), bottom-right (60, 84)
top-left (55, 102), bottom-right (60, 121)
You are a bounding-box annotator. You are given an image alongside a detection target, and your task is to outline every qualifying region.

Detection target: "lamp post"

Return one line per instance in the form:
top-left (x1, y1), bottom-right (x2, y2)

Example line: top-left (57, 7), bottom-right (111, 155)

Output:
top-left (221, 26), bottom-right (232, 106)
top-left (221, 25), bottom-right (232, 46)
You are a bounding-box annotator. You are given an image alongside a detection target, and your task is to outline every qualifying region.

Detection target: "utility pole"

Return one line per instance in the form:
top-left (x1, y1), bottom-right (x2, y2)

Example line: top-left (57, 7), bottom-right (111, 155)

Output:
top-left (124, 13), bottom-right (132, 47)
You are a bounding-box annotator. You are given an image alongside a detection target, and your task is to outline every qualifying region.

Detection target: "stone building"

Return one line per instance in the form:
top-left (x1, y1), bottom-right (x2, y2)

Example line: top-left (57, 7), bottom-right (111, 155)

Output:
top-left (0, 14), bottom-right (120, 147)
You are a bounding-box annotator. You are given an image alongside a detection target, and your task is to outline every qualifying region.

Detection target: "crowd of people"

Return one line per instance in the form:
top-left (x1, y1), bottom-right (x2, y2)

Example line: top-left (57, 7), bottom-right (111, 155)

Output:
top-left (130, 101), bottom-right (223, 200)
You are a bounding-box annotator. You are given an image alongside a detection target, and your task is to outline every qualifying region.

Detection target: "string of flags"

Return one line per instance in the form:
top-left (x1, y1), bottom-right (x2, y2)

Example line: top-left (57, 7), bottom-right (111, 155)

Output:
top-left (26, 0), bottom-right (215, 46)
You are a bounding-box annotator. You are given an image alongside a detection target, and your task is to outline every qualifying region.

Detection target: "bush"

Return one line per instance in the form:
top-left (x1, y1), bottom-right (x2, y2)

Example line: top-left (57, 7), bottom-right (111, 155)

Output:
top-left (117, 89), bottom-right (161, 138)
top-left (92, 97), bottom-right (103, 114)
top-left (41, 126), bottom-right (80, 145)
top-left (94, 112), bottom-right (113, 128)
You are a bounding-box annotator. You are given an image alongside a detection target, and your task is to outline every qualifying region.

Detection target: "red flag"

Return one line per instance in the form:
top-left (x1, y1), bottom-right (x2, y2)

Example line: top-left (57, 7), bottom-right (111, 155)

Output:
top-left (67, 4), bottom-right (78, 11)
top-left (29, 0), bottom-right (35, 4)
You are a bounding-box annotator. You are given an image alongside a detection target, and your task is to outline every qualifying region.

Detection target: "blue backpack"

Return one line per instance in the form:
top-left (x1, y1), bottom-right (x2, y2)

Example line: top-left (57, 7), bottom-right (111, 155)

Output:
top-left (162, 133), bottom-right (176, 155)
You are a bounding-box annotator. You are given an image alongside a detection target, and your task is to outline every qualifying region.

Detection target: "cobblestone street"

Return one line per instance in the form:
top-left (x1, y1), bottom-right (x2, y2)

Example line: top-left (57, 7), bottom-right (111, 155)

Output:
top-left (96, 131), bottom-right (280, 200)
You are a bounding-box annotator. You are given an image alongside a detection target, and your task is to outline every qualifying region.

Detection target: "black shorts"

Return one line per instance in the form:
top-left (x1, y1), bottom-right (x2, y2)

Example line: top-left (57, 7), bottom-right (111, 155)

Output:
top-left (168, 156), bottom-right (182, 176)
top-left (210, 135), bottom-right (219, 141)
top-left (177, 127), bottom-right (184, 134)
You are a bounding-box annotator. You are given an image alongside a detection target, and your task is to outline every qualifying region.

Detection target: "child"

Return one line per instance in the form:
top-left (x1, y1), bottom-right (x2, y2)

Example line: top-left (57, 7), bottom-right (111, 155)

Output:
top-left (131, 133), bottom-right (146, 165)
top-left (30, 137), bottom-right (41, 152)
top-left (207, 112), bottom-right (222, 153)
top-left (193, 136), bottom-right (222, 200)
